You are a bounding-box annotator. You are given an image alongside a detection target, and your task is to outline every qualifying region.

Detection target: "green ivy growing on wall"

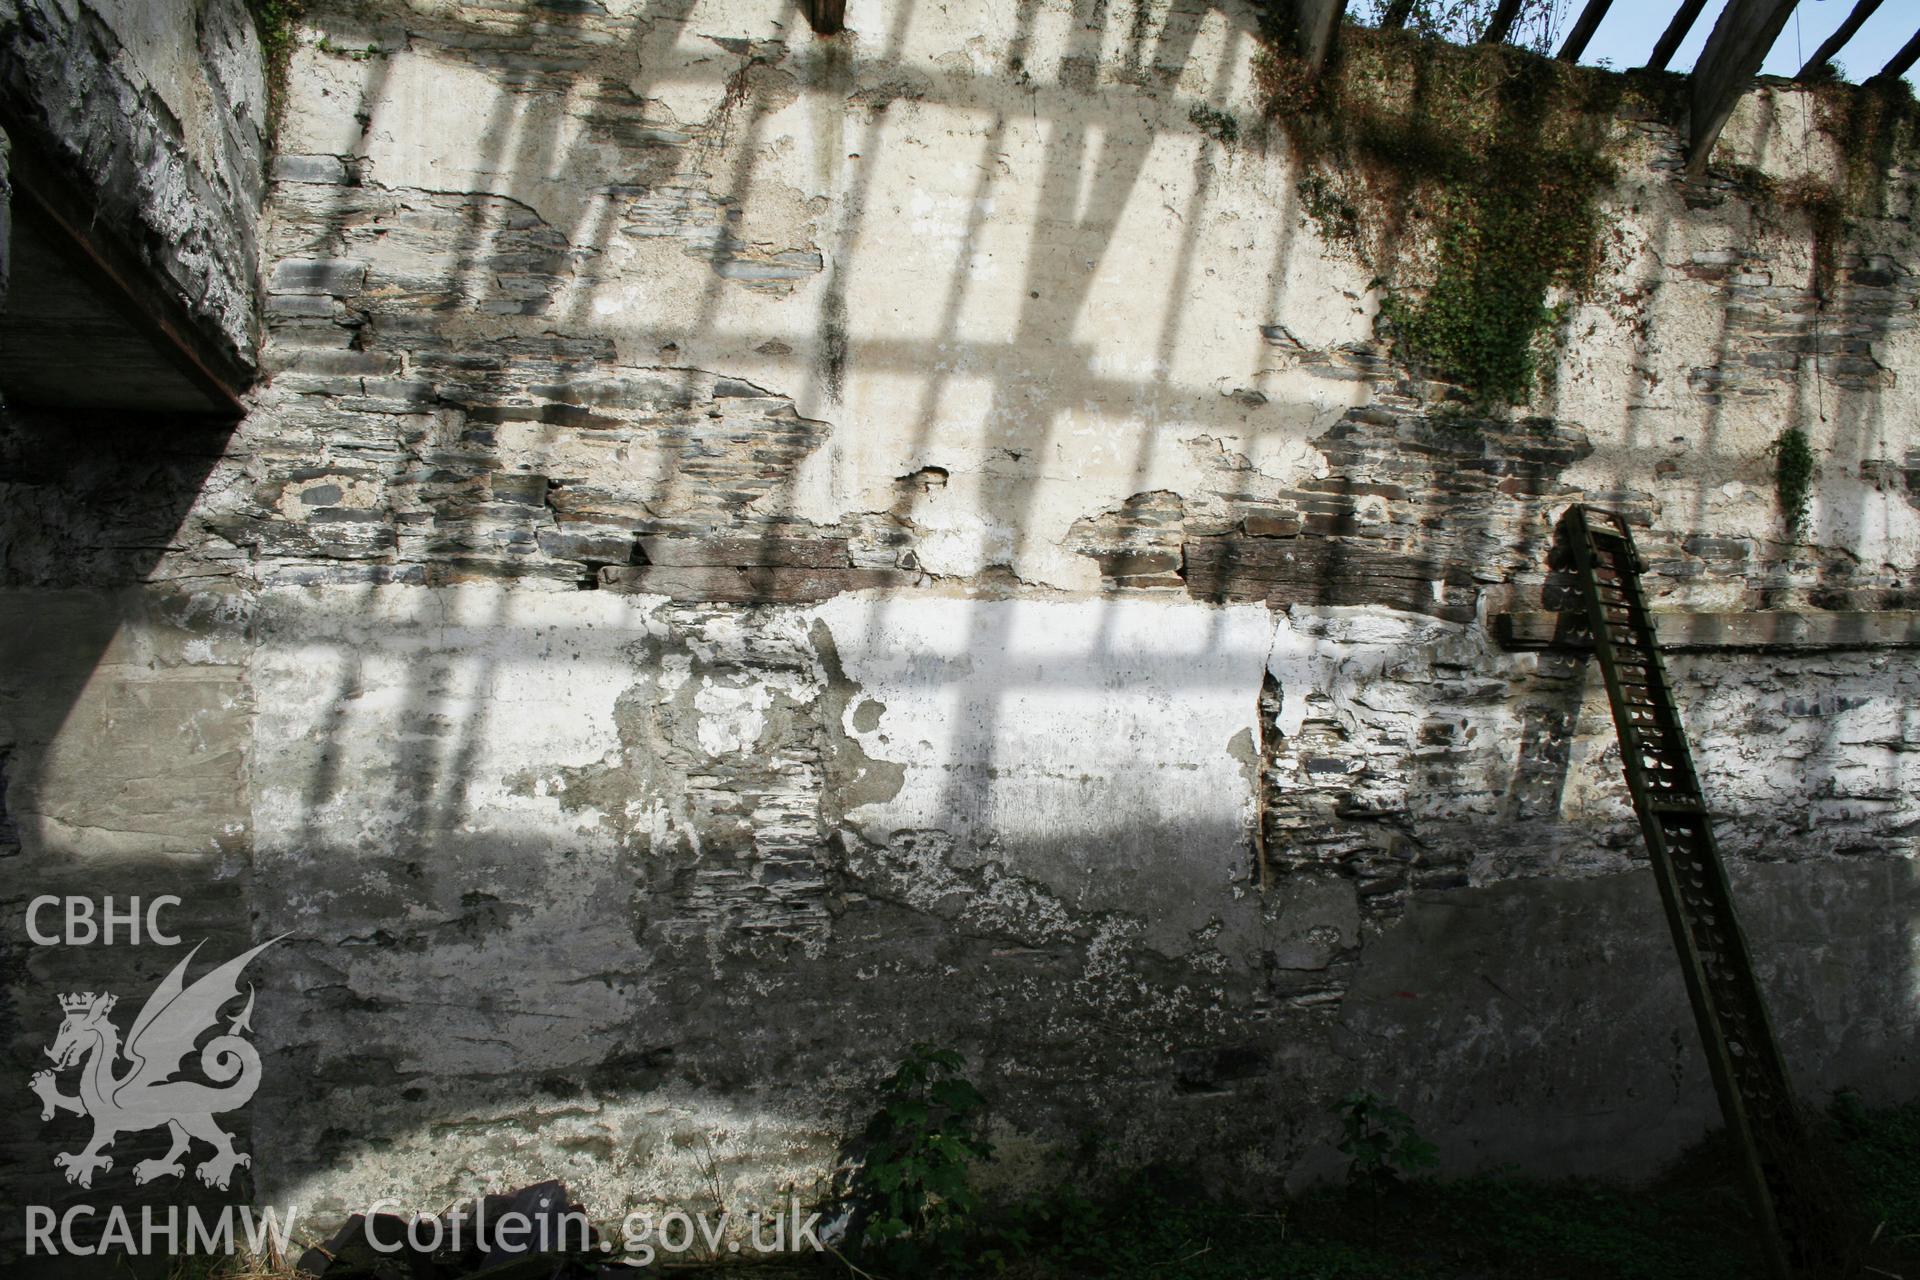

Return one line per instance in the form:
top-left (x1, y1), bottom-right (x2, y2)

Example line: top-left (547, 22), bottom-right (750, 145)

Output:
top-left (1770, 426), bottom-right (1815, 541)
top-left (1259, 30), bottom-right (1661, 408)
top-left (1379, 142), bottom-right (1613, 404)
top-left (245, 0), bottom-right (305, 149)
top-left (1748, 83), bottom-right (1914, 547)
top-left (1813, 76), bottom-right (1920, 224)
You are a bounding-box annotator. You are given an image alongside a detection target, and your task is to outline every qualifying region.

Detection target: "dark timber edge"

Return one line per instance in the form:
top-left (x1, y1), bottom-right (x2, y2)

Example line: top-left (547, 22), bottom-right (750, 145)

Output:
top-left (1557, 0), bottom-right (1615, 62)
top-left (802, 0), bottom-right (845, 34)
top-left (1687, 0), bottom-right (1800, 175)
top-left (1647, 0), bottom-right (1711, 72)
top-left (1277, 0), bottom-right (1348, 75)
top-left (0, 108), bottom-right (251, 417)
top-left (1494, 608), bottom-right (1920, 652)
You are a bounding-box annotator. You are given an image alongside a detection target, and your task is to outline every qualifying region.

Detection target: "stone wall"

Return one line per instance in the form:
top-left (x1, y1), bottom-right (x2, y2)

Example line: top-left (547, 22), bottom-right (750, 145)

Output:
top-left (2, 0), bottom-right (1917, 1253)
top-left (0, 0), bottom-right (267, 368)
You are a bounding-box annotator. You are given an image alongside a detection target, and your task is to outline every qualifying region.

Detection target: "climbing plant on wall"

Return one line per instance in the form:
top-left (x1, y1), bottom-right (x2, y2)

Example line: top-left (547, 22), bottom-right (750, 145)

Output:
top-left (1261, 28), bottom-right (1644, 408)
top-left (1378, 139), bottom-right (1612, 404)
top-left (246, 0), bottom-right (305, 146)
top-left (1770, 426), bottom-right (1815, 541)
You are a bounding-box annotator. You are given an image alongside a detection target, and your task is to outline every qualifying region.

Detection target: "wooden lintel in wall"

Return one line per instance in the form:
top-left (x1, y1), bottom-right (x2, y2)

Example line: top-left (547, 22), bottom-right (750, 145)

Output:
top-left (0, 107), bottom-right (250, 416)
top-left (1494, 609), bottom-right (1920, 652)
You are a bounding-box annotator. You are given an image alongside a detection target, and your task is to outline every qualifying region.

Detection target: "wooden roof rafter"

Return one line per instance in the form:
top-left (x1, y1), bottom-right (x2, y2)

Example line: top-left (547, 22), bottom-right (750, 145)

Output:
top-left (1646, 0), bottom-right (1712, 71)
top-left (1875, 27), bottom-right (1920, 84)
top-left (1290, 0), bottom-right (1349, 73)
top-left (1687, 0), bottom-right (1800, 175)
top-left (801, 0), bottom-right (844, 35)
top-left (1478, 0), bottom-right (1527, 44)
top-left (1796, 0), bottom-right (1884, 78)
top-left (1556, 0), bottom-right (1614, 62)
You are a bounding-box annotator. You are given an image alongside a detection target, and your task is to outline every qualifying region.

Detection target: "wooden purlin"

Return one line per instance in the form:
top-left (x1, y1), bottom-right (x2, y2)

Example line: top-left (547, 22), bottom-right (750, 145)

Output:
top-left (1875, 26), bottom-right (1920, 83)
top-left (1478, 0), bottom-right (1527, 44)
top-left (1556, 0), bottom-right (1615, 61)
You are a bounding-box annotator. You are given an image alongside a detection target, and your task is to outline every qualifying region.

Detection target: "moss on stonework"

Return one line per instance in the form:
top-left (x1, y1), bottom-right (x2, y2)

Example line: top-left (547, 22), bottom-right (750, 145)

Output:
top-left (1258, 28), bottom-right (1644, 407)
top-left (246, 0), bottom-right (304, 151)
top-left (1815, 75), bottom-right (1920, 217)
top-left (1789, 78), bottom-right (1920, 300)
top-left (1723, 80), bottom-right (1920, 308)
top-left (1260, 25), bottom-right (1920, 416)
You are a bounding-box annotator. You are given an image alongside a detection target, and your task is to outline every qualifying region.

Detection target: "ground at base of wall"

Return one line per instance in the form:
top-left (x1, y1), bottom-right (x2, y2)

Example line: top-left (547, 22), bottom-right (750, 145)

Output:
top-left (898, 1100), bottom-right (1916, 1280)
top-left (164, 1098), bottom-right (1918, 1280)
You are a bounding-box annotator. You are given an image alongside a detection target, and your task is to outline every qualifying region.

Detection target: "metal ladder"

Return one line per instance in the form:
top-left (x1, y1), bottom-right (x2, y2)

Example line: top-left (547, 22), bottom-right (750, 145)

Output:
top-left (1557, 506), bottom-right (1832, 1279)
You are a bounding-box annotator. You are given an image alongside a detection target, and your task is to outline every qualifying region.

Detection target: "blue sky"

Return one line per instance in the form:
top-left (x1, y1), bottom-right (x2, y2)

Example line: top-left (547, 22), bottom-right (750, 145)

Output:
top-left (1572, 0), bottom-right (1916, 84)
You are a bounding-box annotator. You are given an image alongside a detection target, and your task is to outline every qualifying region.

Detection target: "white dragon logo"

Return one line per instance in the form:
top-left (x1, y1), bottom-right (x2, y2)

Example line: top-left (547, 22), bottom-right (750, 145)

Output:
top-left (30, 936), bottom-right (285, 1190)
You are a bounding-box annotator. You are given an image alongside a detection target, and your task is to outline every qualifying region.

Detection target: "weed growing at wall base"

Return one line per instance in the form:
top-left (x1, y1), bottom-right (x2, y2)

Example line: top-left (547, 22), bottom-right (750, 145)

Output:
top-left (1334, 1090), bottom-right (1439, 1192)
top-left (839, 1044), bottom-right (992, 1272)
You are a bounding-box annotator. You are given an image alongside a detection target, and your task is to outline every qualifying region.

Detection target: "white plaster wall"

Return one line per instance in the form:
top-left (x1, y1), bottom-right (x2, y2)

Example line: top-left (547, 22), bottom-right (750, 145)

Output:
top-left (269, 0), bottom-right (1920, 597)
top-left (814, 594), bottom-right (1275, 949)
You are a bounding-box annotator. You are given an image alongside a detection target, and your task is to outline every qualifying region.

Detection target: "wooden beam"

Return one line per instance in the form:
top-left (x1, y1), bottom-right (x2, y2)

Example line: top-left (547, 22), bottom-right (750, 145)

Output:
top-left (1795, 0), bottom-right (1884, 78)
top-left (0, 128), bottom-right (11, 318)
top-left (1557, 0), bottom-right (1615, 61)
top-left (1283, 0), bottom-right (1348, 74)
top-left (802, 0), bottom-right (844, 35)
top-left (1872, 26), bottom-right (1920, 83)
top-left (1479, 0), bottom-right (1526, 44)
top-left (1493, 609), bottom-right (1920, 652)
top-left (635, 534), bottom-right (849, 568)
top-left (600, 565), bottom-right (914, 603)
top-left (0, 109), bottom-right (249, 416)
top-left (1646, 0), bottom-right (1711, 70)
top-left (1687, 0), bottom-right (1799, 176)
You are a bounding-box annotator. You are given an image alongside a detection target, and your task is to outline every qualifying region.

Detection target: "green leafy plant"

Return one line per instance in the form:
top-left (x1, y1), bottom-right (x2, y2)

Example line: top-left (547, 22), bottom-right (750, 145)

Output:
top-left (844, 1044), bottom-right (992, 1271)
top-left (1381, 142), bottom-right (1607, 404)
top-left (245, 0), bottom-right (305, 147)
top-left (1188, 103), bottom-right (1241, 147)
top-left (1260, 31), bottom-right (1626, 407)
top-left (1770, 426), bottom-right (1815, 541)
top-left (1334, 1091), bottom-right (1438, 1191)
